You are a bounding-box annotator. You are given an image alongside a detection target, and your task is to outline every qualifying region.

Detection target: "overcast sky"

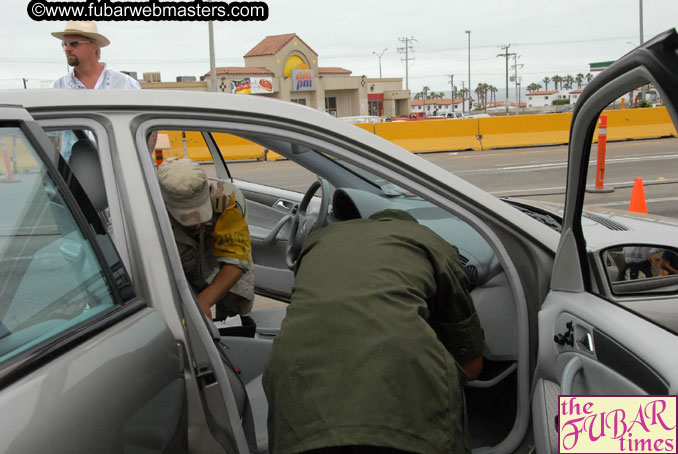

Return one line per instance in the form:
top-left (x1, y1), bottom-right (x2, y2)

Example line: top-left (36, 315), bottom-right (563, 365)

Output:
top-left (2, 0), bottom-right (677, 96)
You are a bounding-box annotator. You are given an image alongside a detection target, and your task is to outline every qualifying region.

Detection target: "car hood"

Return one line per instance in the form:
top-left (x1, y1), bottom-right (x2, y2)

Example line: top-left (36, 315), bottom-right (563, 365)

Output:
top-left (504, 198), bottom-right (678, 250)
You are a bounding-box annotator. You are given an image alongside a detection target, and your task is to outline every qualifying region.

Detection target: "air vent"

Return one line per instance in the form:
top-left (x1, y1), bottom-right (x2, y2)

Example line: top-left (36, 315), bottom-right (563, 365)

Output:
top-left (583, 212), bottom-right (629, 231)
top-left (459, 254), bottom-right (469, 265)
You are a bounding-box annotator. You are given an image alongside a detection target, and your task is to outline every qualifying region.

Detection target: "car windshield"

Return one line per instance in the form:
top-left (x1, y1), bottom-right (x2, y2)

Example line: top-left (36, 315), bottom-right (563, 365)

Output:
top-left (326, 154), bottom-right (416, 197)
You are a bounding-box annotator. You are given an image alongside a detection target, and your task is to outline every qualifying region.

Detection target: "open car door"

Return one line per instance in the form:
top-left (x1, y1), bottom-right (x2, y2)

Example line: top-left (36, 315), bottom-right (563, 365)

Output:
top-left (532, 29), bottom-right (678, 453)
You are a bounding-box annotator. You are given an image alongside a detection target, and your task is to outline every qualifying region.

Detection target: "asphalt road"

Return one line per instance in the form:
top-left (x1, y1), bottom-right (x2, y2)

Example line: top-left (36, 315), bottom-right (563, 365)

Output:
top-left (223, 136), bottom-right (678, 219)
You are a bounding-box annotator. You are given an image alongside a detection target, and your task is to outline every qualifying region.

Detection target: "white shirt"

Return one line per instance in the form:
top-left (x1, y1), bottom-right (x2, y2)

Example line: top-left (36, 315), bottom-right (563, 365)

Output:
top-left (50, 64), bottom-right (140, 159)
top-left (50, 64), bottom-right (141, 90)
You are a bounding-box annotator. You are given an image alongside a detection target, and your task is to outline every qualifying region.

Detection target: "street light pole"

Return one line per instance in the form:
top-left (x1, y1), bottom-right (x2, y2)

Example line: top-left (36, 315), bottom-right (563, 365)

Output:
top-left (208, 20), bottom-right (217, 92)
top-left (448, 74), bottom-right (454, 112)
top-left (372, 48), bottom-right (387, 78)
top-left (639, 0), bottom-right (646, 102)
top-left (465, 30), bottom-right (471, 110)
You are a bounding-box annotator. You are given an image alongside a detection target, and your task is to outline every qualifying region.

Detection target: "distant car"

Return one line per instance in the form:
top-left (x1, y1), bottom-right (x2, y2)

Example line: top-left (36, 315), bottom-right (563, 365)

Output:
top-left (445, 112), bottom-right (464, 119)
top-left (1, 28), bottom-right (677, 454)
top-left (407, 111), bottom-right (428, 120)
top-left (339, 115), bottom-right (391, 124)
top-left (465, 113), bottom-right (491, 118)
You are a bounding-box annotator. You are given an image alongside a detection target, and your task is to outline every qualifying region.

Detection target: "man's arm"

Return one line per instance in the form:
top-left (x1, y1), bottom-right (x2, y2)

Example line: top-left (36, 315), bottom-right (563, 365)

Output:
top-left (197, 264), bottom-right (244, 318)
top-left (428, 244), bottom-right (485, 380)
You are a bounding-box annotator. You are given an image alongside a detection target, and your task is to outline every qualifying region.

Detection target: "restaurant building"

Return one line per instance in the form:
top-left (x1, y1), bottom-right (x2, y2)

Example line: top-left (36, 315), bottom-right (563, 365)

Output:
top-left (143, 33), bottom-right (410, 118)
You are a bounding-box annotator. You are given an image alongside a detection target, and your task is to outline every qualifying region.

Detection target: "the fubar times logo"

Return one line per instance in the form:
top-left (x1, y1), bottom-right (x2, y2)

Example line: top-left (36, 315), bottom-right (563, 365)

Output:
top-left (559, 396), bottom-right (677, 453)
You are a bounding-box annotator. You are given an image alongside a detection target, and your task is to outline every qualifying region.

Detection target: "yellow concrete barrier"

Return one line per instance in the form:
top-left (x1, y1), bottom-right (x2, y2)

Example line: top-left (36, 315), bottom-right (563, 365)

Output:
top-left (604, 108), bottom-right (676, 141)
top-left (374, 119), bottom-right (481, 152)
top-left (155, 107), bottom-right (675, 163)
top-left (477, 113), bottom-right (571, 150)
top-left (363, 107), bottom-right (674, 153)
top-left (157, 130), bottom-right (267, 162)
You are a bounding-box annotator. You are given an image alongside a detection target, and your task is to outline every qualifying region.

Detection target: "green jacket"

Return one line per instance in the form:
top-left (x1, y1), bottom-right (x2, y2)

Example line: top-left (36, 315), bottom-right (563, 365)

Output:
top-left (263, 211), bottom-right (484, 454)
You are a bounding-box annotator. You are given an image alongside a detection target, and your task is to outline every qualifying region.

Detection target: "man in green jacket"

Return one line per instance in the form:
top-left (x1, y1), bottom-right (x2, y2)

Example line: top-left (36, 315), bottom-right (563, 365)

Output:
top-left (263, 209), bottom-right (484, 454)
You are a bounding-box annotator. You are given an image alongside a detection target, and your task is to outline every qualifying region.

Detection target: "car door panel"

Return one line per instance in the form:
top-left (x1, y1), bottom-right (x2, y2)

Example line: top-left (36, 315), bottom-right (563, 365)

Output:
top-left (0, 309), bottom-right (186, 454)
top-left (533, 290), bottom-right (678, 454)
top-left (534, 30), bottom-right (678, 454)
top-left (0, 109), bottom-right (188, 453)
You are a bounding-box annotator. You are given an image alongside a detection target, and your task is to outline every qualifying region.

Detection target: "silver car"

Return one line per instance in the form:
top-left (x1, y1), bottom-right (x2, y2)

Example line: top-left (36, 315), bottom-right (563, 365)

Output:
top-left (0, 29), bottom-right (677, 454)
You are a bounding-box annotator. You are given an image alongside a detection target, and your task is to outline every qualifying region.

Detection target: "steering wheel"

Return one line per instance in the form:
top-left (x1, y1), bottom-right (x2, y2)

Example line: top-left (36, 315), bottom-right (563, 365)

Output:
top-left (286, 178), bottom-right (330, 269)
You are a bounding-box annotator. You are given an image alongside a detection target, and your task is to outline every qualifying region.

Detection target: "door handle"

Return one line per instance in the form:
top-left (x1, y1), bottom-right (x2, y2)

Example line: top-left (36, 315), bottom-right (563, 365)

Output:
top-left (577, 331), bottom-right (594, 353)
top-left (274, 199), bottom-right (297, 212)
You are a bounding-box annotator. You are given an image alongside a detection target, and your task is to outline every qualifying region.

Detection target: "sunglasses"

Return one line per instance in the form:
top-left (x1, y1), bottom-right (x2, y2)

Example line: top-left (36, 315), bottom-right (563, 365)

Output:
top-left (61, 39), bottom-right (92, 49)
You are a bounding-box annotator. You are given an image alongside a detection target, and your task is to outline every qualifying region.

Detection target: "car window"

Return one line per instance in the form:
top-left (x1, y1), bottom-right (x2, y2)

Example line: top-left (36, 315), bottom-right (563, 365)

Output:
top-left (153, 129), bottom-right (317, 190)
top-left (0, 126), bottom-right (134, 364)
top-left (580, 94), bottom-right (678, 332)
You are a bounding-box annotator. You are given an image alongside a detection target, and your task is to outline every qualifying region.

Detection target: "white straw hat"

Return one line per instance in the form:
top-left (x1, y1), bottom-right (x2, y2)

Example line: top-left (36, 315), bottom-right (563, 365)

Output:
top-left (52, 21), bottom-right (110, 47)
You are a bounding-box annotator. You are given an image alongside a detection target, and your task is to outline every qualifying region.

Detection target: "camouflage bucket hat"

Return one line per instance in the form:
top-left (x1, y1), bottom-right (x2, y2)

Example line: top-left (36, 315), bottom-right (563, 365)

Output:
top-left (157, 158), bottom-right (212, 226)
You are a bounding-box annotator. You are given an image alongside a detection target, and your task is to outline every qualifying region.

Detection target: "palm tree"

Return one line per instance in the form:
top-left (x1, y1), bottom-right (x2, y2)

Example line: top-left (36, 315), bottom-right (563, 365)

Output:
top-left (474, 84), bottom-right (483, 110)
top-left (585, 73), bottom-right (594, 84)
top-left (542, 76), bottom-right (551, 91)
top-left (474, 83), bottom-right (491, 111)
top-left (482, 83), bottom-right (490, 111)
top-left (564, 75), bottom-right (574, 90)
top-left (489, 85), bottom-right (498, 103)
top-left (527, 82), bottom-right (542, 92)
top-left (576, 73), bottom-right (584, 89)
top-left (552, 75), bottom-right (562, 90)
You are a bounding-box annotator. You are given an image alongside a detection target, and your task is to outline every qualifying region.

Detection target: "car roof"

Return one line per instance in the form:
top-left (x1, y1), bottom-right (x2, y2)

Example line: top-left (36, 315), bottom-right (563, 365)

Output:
top-left (0, 88), bottom-right (560, 251)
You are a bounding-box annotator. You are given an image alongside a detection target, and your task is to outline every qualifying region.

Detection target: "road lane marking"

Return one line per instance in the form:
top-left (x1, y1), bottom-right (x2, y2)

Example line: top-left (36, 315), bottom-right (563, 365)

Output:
top-left (456, 153), bottom-right (678, 175)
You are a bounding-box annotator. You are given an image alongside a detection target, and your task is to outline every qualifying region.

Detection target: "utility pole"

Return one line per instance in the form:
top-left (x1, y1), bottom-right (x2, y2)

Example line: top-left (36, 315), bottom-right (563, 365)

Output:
top-left (510, 54), bottom-right (523, 115)
top-left (208, 22), bottom-right (217, 92)
top-left (498, 44), bottom-right (516, 115)
top-left (423, 86), bottom-right (429, 113)
top-left (372, 48), bottom-right (387, 78)
top-left (397, 37), bottom-right (416, 91)
top-left (448, 74), bottom-right (455, 112)
top-left (465, 31), bottom-right (471, 107)
top-left (639, 0), bottom-right (646, 102)
top-left (461, 81), bottom-right (465, 114)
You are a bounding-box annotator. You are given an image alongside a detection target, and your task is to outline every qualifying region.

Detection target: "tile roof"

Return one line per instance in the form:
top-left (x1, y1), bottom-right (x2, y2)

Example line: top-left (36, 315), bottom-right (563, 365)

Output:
top-left (204, 67), bottom-right (274, 77)
top-left (411, 98), bottom-right (464, 106)
top-left (244, 33), bottom-right (318, 58)
top-left (526, 90), bottom-right (558, 95)
top-left (569, 89), bottom-right (583, 94)
top-left (318, 67), bottom-right (352, 75)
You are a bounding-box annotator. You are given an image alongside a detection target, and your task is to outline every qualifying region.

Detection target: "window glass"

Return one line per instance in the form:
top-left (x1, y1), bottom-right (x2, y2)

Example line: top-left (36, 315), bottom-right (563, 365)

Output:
top-left (153, 129), bottom-right (316, 189)
top-left (0, 127), bottom-right (120, 363)
top-left (580, 82), bottom-right (678, 332)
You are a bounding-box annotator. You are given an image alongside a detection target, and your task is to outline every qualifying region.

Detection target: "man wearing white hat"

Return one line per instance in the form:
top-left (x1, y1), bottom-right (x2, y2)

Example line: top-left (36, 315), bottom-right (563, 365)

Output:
top-left (50, 21), bottom-right (140, 90)
top-left (158, 158), bottom-right (255, 319)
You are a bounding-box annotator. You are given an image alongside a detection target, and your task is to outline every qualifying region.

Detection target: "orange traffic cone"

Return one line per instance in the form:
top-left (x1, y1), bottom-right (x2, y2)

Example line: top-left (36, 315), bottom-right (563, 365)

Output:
top-left (629, 177), bottom-right (647, 213)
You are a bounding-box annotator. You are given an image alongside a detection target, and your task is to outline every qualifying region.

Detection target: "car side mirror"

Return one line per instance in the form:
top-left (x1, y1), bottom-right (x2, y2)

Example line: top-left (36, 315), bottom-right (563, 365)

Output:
top-left (602, 245), bottom-right (678, 295)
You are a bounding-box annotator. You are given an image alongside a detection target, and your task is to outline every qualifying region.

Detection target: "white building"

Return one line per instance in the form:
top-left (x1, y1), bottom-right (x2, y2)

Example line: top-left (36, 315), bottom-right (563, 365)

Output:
top-left (411, 98), bottom-right (470, 115)
top-left (525, 90), bottom-right (559, 108)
